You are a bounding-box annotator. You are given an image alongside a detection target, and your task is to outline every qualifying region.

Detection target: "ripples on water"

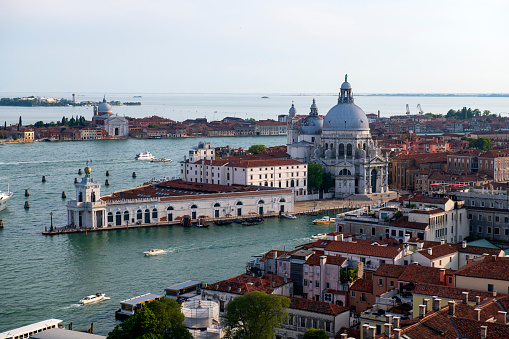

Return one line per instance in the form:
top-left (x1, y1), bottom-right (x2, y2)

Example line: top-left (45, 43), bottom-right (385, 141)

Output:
top-left (0, 136), bottom-right (342, 334)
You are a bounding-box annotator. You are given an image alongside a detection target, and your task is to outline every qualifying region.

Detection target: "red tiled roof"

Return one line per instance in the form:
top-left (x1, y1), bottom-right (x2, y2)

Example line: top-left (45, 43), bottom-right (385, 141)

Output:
top-left (289, 297), bottom-right (349, 315)
top-left (455, 256), bottom-right (509, 281)
top-left (350, 279), bottom-right (373, 293)
top-left (324, 241), bottom-right (403, 259)
top-left (390, 216), bottom-right (428, 230)
top-left (304, 253), bottom-right (347, 266)
top-left (413, 283), bottom-right (504, 303)
top-left (397, 265), bottom-right (454, 285)
top-left (374, 263), bottom-right (407, 279)
top-left (204, 273), bottom-right (291, 295)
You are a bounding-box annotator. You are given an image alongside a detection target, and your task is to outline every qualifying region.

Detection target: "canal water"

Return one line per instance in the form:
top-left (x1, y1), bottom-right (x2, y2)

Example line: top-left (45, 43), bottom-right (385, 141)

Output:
top-left (0, 136), bottom-right (337, 334)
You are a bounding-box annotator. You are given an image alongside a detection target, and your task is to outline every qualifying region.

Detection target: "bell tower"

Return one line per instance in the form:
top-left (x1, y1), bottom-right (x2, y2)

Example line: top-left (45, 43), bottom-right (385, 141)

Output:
top-left (287, 102), bottom-right (299, 145)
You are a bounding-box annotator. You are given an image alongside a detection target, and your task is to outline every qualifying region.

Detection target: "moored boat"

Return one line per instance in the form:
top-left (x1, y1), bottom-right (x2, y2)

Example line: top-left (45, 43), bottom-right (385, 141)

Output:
top-left (144, 249), bottom-right (165, 256)
top-left (283, 213), bottom-right (297, 219)
top-left (150, 158), bottom-right (172, 163)
top-left (311, 233), bottom-right (327, 239)
top-left (0, 185), bottom-right (13, 212)
top-left (79, 293), bottom-right (105, 304)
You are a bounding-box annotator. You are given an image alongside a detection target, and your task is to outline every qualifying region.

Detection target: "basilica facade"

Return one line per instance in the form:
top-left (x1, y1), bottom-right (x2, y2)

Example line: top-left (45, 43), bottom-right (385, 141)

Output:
top-left (91, 96), bottom-right (129, 138)
top-left (287, 77), bottom-right (389, 198)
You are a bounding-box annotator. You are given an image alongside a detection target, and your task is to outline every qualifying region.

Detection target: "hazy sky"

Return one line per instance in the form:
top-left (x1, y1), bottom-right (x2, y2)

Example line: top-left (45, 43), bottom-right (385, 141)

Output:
top-left (1, 0), bottom-right (508, 93)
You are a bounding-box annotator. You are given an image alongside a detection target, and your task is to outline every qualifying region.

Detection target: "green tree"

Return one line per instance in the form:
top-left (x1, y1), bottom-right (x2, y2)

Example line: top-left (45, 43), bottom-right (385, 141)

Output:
top-left (322, 172), bottom-right (334, 191)
top-left (303, 328), bottom-right (328, 339)
top-left (248, 144), bottom-right (266, 154)
top-left (222, 291), bottom-right (290, 339)
top-left (307, 162), bottom-right (323, 191)
top-left (468, 137), bottom-right (491, 151)
top-left (148, 124), bottom-right (160, 128)
top-left (246, 118), bottom-right (256, 123)
top-left (108, 298), bottom-right (191, 339)
top-left (18, 116), bottom-right (22, 129)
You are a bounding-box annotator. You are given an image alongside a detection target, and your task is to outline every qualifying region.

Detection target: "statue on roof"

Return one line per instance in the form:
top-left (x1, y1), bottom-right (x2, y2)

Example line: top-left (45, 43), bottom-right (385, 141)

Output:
top-left (345, 74), bottom-right (348, 82)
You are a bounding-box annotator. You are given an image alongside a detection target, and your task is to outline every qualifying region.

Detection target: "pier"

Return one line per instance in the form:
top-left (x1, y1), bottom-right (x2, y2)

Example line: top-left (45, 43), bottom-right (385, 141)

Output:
top-left (42, 192), bottom-right (396, 235)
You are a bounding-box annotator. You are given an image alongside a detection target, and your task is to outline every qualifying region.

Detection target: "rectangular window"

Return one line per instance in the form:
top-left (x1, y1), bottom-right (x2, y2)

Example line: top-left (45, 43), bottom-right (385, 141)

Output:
top-left (488, 284), bottom-right (494, 292)
top-left (488, 216), bottom-right (492, 222)
top-left (325, 322), bottom-right (331, 332)
top-left (391, 230), bottom-right (396, 236)
top-left (468, 214), bottom-right (472, 220)
top-left (301, 317), bottom-right (306, 327)
top-left (487, 227), bottom-right (492, 234)
top-left (303, 279), bottom-right (308, 286)
top-left (448, 277), bottom-right (453, 284)
top-left (478, 226), bottom-right (483, 233)
top-left (495, 228), bottom-right (500, 235)
top-left (496, 216), bottom-right (500, 222)
top-left (478, 215), bottom-right (482, 221)
top-left (316, 267), bottom-right (320, 274)
top-left (390, 280), bottom-right (394, 287)
top-left (361, 292), bottom-right (366, 302)
top-left (505, 229), bottom-right (509, 236)
top-left (351, 291), bottom-right (356, 297)
top-left (378, 278), bottom-right (383, 286)
top-left (315, 280), bottom-right (320, 288)
top-left (326, 282), bottom-right (330, 289)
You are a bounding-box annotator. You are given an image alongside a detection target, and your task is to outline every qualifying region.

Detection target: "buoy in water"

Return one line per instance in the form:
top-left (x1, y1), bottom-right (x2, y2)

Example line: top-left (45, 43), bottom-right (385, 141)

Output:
top-left (106, 171), bottom-right (110, 176)
top-left (62, 191), bottom-right (66, 198)
top-left (25, 189), bottom-right (30, 197)
top-left (78, 168), bottom-right (83, 175)
top-left (132, 172), bottom-right (137, 178)
top-left (42, 176), bottom-right (46, 182)
top-left (0, 220), bottom-right (3, 228)
top-left (24, 201), bottom-right (30, 209)
top-left (105, 179), bottom-right (110, 186)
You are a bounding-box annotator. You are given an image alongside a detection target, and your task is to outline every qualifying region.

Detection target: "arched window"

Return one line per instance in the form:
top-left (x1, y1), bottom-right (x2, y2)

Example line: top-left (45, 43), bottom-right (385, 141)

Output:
top-left (115, 211), bottom-right (121, 226)
top-left (258, 200), bottom-right (265, 204)
top-left (330, 143), bottom-right (333, 150)
top-left (236, 201), bottom-right (243, 206)
top-left (339, 169), bottom-right (351, 176)
top-left (144, 209), bottom-right (150, 223)
top-left (78, 192), bottom-right (83, 202)
top-left (347, 144), bottom-right (352, 156)
top-left (152, 208), bottom-right (158, 219)
top-left (363, 143), bottom-right (366, 150)
top-left (191, 204), bottom-right (198, 209)
top-left (107, 212), bottom-right (113, 223)
top-left (280, 198), bottom-right (286, 202)
top-left (167, 206), bottom-right (174, 210)
top-left (214, 203), bottom-right (220, 207)
top-left (124, 211), bottom-right (129, 221)
top-left (325, 143), bottom-right (328, 150)
top-left (291, 180), bottom-right (295, 187)
top-left (137, 210), bottom-right (142, 220)
top-left (339, 144), bottom-right (344, 156)
top-left (91, 191), bottom-right (96, 202)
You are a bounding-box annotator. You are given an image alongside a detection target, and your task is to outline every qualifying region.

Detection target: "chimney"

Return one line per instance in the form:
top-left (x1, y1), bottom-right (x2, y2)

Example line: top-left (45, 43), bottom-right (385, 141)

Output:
top-left (340, 333), bottom-right (347, 339)
top-left (378, 110), bottom-right (380, 119)
top-left (394, 328), bottom-right (401, 339)
top-left (493, 290), bottom-right (498, 297)
top-left (368, 326), bottom-right (376, 339)
top-left (393, 316), bottom-right (401, 329)
top-left (476, 296), bottom-right (481, 305)
top-left (439, 268), bottom-right (446, 284)
top-left (386, 314), bottom-right (393, 325)
top-left (462, 291), bottom-right (469, 304)
top-left (462, 240), bottom-right (467, 248)
top-left (440, 239), bottom-right (445, 245)
top-left (448, 301), bottom-right (455, 316)
top-left (428, 248), bottom-right (433, 255)
top-left (404, 233), bottom-right (411, 242)
top-left (423, 298), bottom-right (430, 312)
top-left (320, 255), bottom-right (327, 267)
top-left (384, 323), bottom-right (392, 337)
top-left (419, 304), bottom-right (426, 318)
top-left (474, 308), bottom-right (481, 321)
top-left (480, 325), bottom-right (488, 339)
top-left (362, 324), bottom-right (370, 339)
top-left (498, 311), bottom-right (507, 325)
top-left (433, 298), bottom-right (441, 311)
top-left (339, 233), bottom-right (344, 242)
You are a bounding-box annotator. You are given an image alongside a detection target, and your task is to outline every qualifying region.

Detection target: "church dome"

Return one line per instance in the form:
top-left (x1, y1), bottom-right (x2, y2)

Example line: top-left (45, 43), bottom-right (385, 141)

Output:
top-left (288, 103), bottom-right (297, 116)
top-left (323, 76), bottom-right (369, 131)
top-left (300, 99), bottom-right (323, 135)
top-left (98, 96), bottom-right (113, 114)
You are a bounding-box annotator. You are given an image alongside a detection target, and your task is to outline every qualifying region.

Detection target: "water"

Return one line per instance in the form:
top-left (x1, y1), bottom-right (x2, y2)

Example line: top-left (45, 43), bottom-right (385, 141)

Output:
top-left (2, 92), bottom-right (509, 125)
top-left (0, 136), bottom-right (341, 334)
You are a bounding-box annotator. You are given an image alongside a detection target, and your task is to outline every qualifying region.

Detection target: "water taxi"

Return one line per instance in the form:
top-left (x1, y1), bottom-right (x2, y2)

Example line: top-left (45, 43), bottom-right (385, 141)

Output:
top-left (135, 152), bottom-right (155, 160)
top-left (144, 249), bottom-right (165, 256)
top-left (79, 293), bottom-right (105, 304)
top-left (311, 233), bottom-right (327, 239)
top-left (312, 216), bottom-right (336, 224)
top-left (283, 213), bottom-right (297, 219)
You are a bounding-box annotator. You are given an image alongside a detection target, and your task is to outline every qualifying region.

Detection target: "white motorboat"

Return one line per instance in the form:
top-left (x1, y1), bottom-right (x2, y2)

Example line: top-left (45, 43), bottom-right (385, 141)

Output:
top-left (312, 216), bottom-right (336, 224)
top-left (311, 233), bottom-right (327, 240)
top-left (0, 184), bottom-right (13, 212)
top-left (283, 213), bottom-right (297, 219)
top-left (144, 249), bottom-right (165, 256)
top-left (79, 293), bottom-right (105, 304)
top-left (150, 158), bottom-right (172, 163)
top-left (135, 152), bottom-right (155, 160)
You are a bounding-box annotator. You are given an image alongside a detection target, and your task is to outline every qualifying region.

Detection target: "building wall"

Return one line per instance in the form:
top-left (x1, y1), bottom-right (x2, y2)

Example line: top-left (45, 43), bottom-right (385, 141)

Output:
top-left (275, 309), bottom-right (349, 339)
top-left (455, 275), bottom-right (509, 294)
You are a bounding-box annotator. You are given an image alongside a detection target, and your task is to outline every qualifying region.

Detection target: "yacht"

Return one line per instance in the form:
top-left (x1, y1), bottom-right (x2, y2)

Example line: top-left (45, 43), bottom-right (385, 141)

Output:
top-left (79, 293), bottom-right (105, 304)
top-left (0, 185), bottom-right (13, 212)
top-left (144, 249), bottom-right (165, 256)
top-left (135, 152), bottom-right (155, 160)
top-left (311, 233), bottom-right (327, 240)
top-left (312, 216), bottom-right (336, 224)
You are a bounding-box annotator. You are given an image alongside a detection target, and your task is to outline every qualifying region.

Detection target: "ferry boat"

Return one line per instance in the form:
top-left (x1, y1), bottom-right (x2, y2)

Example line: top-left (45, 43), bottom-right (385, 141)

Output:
top-left (0, 184), bottom-right (13, 212)
top-left (144, 249), bottom-right (165, 256)
top-left (115, 293), bottom-right (164, 320)
top-left (311, 233), bottom-right (327, 239)
top-left (135, 152), bottom-right (155, 160)
top-left (165, 280), bottom-right (204, 301)
top-left (312, 216), bottom-right (336, 224)
top-left (79, 293), bottom-right (105, 304)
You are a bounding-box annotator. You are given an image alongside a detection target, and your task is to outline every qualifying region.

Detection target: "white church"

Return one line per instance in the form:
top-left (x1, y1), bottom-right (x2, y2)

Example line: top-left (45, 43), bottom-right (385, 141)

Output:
top-left (91, 96), bottom-right (129, 137)
top-left (287, 76), bottom-right (389, 198)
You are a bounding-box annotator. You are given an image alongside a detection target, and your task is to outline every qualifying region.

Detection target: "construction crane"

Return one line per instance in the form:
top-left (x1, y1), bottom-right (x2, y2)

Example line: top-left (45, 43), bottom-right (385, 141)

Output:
top-left (406, 104), bottom-right (410, 115)
top-left (417, 104), bottom-right (424, 115)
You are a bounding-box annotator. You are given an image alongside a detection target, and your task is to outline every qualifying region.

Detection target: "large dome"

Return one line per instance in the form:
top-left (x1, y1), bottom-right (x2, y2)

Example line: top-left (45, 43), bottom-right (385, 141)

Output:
top-left (98, 96), bottom-right (113, 114)
top-left (323, 78), bottom-right (369, 131)
top-left (323, 103), bottom-right (369, 130)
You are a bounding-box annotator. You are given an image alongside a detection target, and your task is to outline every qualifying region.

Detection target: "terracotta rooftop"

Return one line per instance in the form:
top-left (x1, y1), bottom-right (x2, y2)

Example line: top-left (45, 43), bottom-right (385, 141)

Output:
top-left (413, 283), bottom-right (504, 303)
top-left (398, 265), bottom-right (454, 285)
top-left (204, 273), bottom-right (291, 295)
top-left (455, 256), bottom-right (509, 281)
top-left (350, 279), bottom-right (373, 293)
top-left (304, 253), bottom-right (347, 267)
top-left (389, 216), bottom-right (428, 230)
top-left (324, 241), bottom-right (403, 259)
top-left (289, 297), bottom-right (349, 315)
top-left (374, 263), bottom-right (408, 278)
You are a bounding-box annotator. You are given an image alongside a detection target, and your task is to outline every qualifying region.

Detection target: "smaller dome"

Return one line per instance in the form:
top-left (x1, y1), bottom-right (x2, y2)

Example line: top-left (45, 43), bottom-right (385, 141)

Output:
top-left (198, 141), bottom-right (205, 149)
top-left (84, 166), bottom-right (91, 175)
top-left (341, 81), bottom-right (351, 90)
top-left (288, 103), bottom-right (296, 115)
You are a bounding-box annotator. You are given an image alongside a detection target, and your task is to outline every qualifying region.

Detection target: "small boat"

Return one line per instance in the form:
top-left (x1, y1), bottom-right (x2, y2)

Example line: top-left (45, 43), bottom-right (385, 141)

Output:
top-left (308, 212), bottom-right (318, 216)
top-left (311, 233), bottom-right (327, 240)
top-left (214, 219), bottom-right (233, 226)
top-left (232, 219), bottom-right (244, 224)
top-left (283, 213), bottom-right (297, 219)
top-left (312, 216), bottom-right (336, 224)
top-left (143, 177), bottom-right (171, 185)
top-left (150, 158), bottom-right (172, 163)
top-left (0, 184), bottom-right (13, 212)
top-left (195, 219), bottom-right (209, 228)
top-left (144, 249), bottom-right (165, 256)
top-left (261, 96), bottom-right (269, 99)
top-left (135, 152), bottom-right (155, 160)
top-left (80, 293), bottom-right (105, 304)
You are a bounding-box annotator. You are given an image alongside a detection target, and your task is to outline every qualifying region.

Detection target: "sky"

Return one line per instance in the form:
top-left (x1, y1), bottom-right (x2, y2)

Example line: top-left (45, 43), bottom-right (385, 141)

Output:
top-left (1, 0), bottom-right (508, 94)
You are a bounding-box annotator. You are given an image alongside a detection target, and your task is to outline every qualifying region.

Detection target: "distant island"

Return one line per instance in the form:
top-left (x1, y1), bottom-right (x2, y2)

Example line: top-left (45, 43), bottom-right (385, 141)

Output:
top-left (357, 93), bottom-right (509, 97)
top-left (0, 96), bottom-right (141, 107)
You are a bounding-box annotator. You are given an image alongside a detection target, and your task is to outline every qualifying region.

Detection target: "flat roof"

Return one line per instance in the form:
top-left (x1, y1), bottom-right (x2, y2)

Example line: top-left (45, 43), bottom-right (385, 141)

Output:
top-left (30, 328), bottom-right (106, 339)
top-left (0, 319), bottom-right (62, 338)
top-left (165, 280), bottom-right (203, 291)
top-left (120, 293), bottom-right (163, 306)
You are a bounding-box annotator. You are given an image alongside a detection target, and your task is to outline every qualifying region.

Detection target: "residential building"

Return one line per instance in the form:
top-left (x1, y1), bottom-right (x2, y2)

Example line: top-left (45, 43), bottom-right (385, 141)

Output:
top-left (454, 256), bottom-right (509, 294)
